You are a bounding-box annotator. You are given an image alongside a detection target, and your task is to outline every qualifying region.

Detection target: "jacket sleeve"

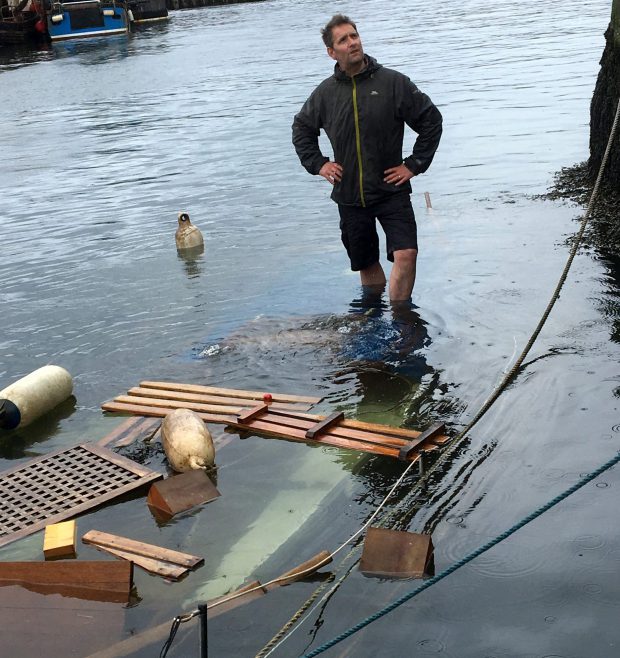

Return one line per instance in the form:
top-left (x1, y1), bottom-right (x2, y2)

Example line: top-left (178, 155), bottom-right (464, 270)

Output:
top-left (292, 89), bottom-right (330, 175)
top-left (396, 76), bottom-right (443, 176)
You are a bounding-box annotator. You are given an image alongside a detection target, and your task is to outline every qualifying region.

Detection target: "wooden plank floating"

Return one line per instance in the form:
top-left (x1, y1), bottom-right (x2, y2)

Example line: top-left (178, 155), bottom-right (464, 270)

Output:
top-left (266, 550), bottom-right (333, 590)
top-left (360, 527), bottom-right (434, 579)
top-left (0, 561), bottom-right (134, 603)
top-left (0, 444), bottom-right (163, 549)
top-left (90, 545), bottom-right (189, 581)
top-left (147, 470), bottom-right (221, 519)
top-left (82, 530), bottom-right (203, 569)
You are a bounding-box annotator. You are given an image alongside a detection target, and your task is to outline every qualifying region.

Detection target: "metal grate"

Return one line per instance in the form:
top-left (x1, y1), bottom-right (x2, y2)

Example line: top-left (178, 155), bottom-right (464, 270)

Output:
top-left (0, 443), bottom-right (162, 548)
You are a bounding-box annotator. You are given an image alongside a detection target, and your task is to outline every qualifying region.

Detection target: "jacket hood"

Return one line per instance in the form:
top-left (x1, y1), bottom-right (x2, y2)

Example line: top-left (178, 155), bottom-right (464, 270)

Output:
top-left (333, 55), bottom-right (382, 82)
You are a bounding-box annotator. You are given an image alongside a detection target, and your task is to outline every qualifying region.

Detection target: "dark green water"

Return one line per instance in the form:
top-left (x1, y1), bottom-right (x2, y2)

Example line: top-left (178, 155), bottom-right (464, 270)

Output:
top-left (1, 1), bottom-right (619, 656)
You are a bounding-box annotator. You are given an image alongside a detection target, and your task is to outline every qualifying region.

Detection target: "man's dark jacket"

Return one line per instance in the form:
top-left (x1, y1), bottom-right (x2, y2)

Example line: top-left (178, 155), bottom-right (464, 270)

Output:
top-left (292, 56), bottom-right (442, 207)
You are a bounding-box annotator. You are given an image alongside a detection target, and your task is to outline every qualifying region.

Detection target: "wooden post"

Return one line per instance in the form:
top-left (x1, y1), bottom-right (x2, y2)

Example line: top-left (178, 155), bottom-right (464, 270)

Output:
top-left (614, 0), bottom-right (620, 50)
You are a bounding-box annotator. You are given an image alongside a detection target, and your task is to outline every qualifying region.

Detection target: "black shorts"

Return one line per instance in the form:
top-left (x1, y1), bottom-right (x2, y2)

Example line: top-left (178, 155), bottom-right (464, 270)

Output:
top-left (338, 193), bottom-right (418, 271)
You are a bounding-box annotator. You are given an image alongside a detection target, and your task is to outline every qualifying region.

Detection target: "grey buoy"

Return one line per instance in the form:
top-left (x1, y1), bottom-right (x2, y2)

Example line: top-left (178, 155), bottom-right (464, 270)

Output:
top-left (175, 212), bottom-right (204, 251)
top-left (0, 365), bottom-right (73, 430)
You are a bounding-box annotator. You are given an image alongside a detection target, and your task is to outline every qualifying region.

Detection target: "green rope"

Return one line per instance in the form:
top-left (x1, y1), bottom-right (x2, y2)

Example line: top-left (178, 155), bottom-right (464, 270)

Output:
top-left (302, 449), bottom-right (620, 657)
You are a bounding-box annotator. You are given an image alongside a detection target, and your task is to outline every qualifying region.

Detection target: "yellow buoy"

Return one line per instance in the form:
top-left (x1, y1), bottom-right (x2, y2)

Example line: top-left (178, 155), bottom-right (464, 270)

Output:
top-left (161, 408), bottom-right (215, 472)
top-left (175, 212), bottom-right (204, 251)
top-left (0, 365), bottom-right (73, 430)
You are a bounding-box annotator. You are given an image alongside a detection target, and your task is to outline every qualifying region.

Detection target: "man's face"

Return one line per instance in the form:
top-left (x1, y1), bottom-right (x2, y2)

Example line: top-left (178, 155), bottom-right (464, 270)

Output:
top-left (327, 23), bottom-right (364, 72)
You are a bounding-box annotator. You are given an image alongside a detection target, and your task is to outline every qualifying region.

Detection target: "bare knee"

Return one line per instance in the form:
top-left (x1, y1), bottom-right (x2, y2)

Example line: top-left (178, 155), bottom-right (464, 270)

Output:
top-left (393, 249), bottom-right (418, 268)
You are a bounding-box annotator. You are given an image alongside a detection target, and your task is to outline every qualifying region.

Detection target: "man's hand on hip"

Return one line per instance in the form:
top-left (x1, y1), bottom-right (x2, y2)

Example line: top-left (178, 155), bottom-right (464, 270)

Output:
top-left (319, 161), bottom-right (343, 185)
top-left (384, 164), bottom-right (414, 186)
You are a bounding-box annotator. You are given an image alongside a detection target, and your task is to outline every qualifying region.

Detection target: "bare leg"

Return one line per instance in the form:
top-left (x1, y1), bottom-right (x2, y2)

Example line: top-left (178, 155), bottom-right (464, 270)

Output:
top-left (389, 248), bottom-right (417, 301)
top-left (360, 261), bottom-right (386, 287)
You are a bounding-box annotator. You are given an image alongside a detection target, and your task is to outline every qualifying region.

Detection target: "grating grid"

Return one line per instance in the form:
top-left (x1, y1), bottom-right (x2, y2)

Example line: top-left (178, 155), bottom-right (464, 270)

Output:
top-left (0, 443), bottom-right (162, 547)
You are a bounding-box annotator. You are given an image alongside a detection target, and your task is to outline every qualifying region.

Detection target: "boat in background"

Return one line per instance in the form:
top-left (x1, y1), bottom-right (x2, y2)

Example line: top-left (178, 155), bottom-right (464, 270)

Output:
top-left (126, 0), bottom-right (167, 23)
top-left (46, 0), bottom-right (129, 40)
top-left (0, 0), bottom-right (46, 43)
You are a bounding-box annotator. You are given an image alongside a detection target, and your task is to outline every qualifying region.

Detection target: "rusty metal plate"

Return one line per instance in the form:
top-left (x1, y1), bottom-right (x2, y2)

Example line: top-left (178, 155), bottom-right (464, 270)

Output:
top-left (0, 443), bottom-right (162, 549)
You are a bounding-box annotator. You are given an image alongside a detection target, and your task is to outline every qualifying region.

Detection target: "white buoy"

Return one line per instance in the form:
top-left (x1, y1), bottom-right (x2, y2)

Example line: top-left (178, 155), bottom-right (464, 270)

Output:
top-left (0, 365), bottom-right (73, 430)
top-left (161, 408), bottom-right (215, 472)
top-left (175, 212), bottom-right (204, 251)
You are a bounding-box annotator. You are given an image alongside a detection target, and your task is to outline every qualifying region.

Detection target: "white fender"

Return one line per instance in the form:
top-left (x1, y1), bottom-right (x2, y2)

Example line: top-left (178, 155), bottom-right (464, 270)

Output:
top-left (0, 365), bottom-right (73, 430)
top-left (161, 408), bottom-right (215, 472)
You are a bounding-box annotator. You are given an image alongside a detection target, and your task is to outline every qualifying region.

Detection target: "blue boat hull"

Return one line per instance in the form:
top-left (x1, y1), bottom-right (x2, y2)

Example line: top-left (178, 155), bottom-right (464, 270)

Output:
top-left (47, 1), bottom-right (128, 40)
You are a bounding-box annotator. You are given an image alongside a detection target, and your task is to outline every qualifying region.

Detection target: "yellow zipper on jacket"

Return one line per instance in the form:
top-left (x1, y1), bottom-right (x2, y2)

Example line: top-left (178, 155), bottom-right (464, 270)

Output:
top-left (351, 76), bottom-right (366, 207)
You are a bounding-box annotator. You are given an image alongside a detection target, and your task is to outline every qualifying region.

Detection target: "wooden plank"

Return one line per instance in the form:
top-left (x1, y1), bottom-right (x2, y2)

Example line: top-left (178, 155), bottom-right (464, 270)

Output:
top-left (0, 561), bottom-right (133, 603)
top-left (101, 401), bottom-right (235, 425)
top-left (305, 411), bottom-right (345, 440)
top-left (399, 422), bottom-right (447, 461)
top-left (147, 470), bottom-right (220, 518)
top-left (267, 550), bottom-right (332, 589)
top-left (89, 545), bottom-right (189, 581)
top-left (127, 387), bottom-right (311, 412)
top-left (139, 380), bottom-right (322, 405)
top-left (236, 403), bottom-right (268, 423)
top-left (265, 410), bottom-right (408, 448)
top-left (113, 395), bottom-right (246, 416)
top-left (82, 530), bottom-right (203, 569)
top-left (360, 527), bottom-right (434, 579)
top-left (226, 417), bottom-right (403, 459)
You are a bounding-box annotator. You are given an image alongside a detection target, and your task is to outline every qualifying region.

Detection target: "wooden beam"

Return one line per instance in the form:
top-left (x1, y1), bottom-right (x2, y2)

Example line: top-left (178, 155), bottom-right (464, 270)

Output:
top-left (398, 422), bottom-right (446, 461)
top-left (305, 411), bottom-right (345, 440)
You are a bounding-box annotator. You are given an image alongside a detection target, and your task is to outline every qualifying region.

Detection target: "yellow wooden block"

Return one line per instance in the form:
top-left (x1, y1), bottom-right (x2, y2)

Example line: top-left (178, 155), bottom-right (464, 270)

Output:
top-left (43, 520), bottom-right (77, 560)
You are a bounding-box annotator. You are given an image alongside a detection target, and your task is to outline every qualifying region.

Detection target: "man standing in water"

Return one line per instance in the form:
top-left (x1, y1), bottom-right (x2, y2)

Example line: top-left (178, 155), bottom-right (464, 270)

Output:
top-left (292, 15), bottom-right (442, 302)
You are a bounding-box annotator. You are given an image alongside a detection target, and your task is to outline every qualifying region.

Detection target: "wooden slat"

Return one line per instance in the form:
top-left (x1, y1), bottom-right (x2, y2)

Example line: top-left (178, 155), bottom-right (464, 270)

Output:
top-left (128, 387), bottom-right (311, 412)
top-left (256, 410), bottom-right (411, 449)
top-left (96, 416), bottom-right (150, 447)
top-left (266, 550), bottom-right (332, 590)
top-left (113, 395), bottom-right (246, 416)
top-left (236, 403), bottom-right (268, 423)
top-left (91, 544), bottom-right (188, 580)
top-left (305, 412), bottom-right (345, 440)
top-left (139, 380), bottom-right (322, 405)
top-left (399, 422), bottom-right (446, 461)
top-left (82, 530), bottom-right (203, 569)
top-left (227, 417), bottom-right (404, 459)
top-left (101, 401), bottom-right (235, 425)
top-left (0, 561), bottom-right (133, 603)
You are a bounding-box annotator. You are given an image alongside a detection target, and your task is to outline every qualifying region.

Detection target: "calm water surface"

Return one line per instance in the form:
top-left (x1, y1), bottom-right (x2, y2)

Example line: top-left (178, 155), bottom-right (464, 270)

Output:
top-left (1, 1), bottom-right (619, 656)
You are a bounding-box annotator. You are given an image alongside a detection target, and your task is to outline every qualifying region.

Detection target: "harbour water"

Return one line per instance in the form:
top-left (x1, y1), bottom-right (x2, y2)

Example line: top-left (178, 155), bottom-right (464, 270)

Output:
top-left (1, 1), bottom-right (619, 656)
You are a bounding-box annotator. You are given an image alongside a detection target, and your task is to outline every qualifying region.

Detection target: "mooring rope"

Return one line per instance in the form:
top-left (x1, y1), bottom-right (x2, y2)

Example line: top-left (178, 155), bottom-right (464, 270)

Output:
top-left (162, 97), bottom-right (620, 658)
top-left (301, 449), bottom-right (620, 657)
